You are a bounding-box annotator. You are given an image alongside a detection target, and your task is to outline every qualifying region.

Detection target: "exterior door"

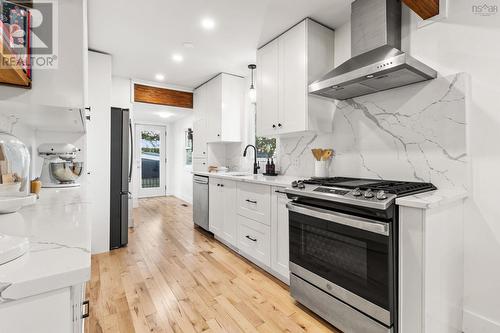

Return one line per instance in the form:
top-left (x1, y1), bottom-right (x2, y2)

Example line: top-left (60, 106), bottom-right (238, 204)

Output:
top-left (136, 124), bottom-right (166, 198)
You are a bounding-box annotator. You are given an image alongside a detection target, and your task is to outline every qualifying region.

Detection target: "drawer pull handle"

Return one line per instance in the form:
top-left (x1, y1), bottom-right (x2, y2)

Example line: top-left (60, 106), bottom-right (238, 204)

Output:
top-left (246, 235), bottom-right (257, 242)
top-left (246, 199), bottom-right (257, 204)
top-left (82, 300), bottom-right (90, 319)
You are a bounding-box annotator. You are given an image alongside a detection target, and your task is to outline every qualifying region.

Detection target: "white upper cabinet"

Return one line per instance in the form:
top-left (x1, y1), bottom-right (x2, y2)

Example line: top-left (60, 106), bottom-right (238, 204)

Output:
top-left (256, 39), bottom-right (280, 137)
top-left (193, 88), bottom-right (208, 159)
top-left (256, 19), bottom-right (335, 137)
top-left (193, 73), bottom-right (244, 147)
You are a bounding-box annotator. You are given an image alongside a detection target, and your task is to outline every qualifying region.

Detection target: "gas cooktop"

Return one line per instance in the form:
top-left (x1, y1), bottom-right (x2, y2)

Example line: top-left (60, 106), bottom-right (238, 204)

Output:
top-left (302, 177), bottom-right (437, 196)
top-left (286, 177), bottom-right (437, 210)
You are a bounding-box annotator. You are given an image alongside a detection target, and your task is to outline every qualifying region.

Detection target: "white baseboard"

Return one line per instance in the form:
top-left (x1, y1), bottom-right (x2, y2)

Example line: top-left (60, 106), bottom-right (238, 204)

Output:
top-left (174, 193), bottom-right (192, 204)
top-left (463, 309), bottom-right (500, 333)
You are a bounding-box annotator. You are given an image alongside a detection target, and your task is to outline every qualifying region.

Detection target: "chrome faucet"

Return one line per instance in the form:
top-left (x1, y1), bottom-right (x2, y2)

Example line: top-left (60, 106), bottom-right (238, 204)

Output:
top-left (243, 144), bottom-right (260, 174)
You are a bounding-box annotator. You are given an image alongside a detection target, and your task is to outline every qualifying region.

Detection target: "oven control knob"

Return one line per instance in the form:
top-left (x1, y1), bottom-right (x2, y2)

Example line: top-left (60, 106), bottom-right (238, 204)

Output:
top-left (352, 188), bottom-right (362, 197)
top-left (364, 189), bottom-right (374, 198)
top-left (376, 190), bottom-right (387, 200)
top-left (297, 181), bottom-right (305, 189)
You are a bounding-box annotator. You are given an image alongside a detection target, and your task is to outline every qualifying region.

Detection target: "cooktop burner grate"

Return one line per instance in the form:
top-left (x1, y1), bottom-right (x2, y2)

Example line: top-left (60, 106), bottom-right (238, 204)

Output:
top-left (302, 177), bottom-right (436, 196)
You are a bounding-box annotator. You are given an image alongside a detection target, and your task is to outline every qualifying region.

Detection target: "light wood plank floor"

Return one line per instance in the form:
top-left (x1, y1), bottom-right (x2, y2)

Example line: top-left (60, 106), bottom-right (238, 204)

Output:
top-left (85, 196), bottom-right (340, 333)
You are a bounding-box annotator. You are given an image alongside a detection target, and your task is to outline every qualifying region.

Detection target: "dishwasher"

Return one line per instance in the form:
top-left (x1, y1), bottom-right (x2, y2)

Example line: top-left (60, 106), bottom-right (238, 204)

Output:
top-left (193, 175), bottom-right (209, 231)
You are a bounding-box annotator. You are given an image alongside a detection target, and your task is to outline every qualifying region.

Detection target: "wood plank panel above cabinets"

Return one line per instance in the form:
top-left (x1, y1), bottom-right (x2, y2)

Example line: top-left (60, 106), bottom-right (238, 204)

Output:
top-left (402, 0), bottom-right (439, 20)
top-left (133, 83), bottom-right (193, 108)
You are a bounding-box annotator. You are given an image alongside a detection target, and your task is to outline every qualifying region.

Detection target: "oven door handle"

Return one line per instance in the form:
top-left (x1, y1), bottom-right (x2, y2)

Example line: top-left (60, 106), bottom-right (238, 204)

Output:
top-left (286, 202), bottom-right (389, 236)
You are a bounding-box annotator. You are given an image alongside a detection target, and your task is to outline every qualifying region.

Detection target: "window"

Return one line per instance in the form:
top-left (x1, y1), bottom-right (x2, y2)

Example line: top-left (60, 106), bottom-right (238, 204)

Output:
top-left (185, 128), bottom-right (193, 166)
top-left (256, 136), bottom-right (276, 159)
top-left (254, 105), bottom-right (277, 160)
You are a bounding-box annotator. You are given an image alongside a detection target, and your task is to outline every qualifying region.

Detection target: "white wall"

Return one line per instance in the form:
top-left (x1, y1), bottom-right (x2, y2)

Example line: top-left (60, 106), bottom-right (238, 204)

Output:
top-left (406, 6), bottom-right (500, 331)
top-left (169, 115), bottom-right (194, 203)
top-left (333, 3), bottom-right (500, 331)
top-left (87, 51), bottom-right (112, 254)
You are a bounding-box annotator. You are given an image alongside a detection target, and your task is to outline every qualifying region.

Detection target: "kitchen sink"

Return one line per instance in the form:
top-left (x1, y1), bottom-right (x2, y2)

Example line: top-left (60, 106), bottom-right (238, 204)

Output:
top-left (0, 233), bottom-right (29, 266)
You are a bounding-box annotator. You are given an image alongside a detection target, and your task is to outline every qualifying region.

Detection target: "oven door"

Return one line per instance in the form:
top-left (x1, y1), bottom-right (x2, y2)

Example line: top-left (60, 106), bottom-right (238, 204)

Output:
top-left (287, 202), bottom-right (394, 326)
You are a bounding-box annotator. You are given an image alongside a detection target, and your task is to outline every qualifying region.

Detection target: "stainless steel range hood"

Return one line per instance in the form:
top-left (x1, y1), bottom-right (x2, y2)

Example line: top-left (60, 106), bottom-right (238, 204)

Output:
top-left (309, 0), bottom-right (437, 100)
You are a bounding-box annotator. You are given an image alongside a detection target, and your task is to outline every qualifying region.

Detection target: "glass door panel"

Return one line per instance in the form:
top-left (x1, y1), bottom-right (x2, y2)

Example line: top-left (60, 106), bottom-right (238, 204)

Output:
top-left (136, 125), bottom-right (166, 197)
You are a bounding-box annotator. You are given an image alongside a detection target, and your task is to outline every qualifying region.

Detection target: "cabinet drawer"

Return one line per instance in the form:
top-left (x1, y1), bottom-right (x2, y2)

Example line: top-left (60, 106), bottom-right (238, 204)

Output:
top-left (237, 215), bottom-right (270, 266)
top-left (237, 182), bottom-right (271, 225)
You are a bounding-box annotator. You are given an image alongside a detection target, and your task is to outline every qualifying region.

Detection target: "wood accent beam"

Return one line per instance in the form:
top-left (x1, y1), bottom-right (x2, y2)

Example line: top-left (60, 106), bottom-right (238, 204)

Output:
top-left (134, 84), bottom-right (193, 109)
top-left (402, 0), bottom-right (439, 20)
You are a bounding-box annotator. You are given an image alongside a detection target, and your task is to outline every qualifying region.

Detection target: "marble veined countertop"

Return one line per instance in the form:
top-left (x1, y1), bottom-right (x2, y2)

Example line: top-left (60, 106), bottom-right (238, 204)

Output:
top-left (194, 172), bottom-right (468, 210)
top-left (194, 171), bottom-right (301, 188)
top-left (396, 188), bottom-right (468, 209)
top-left (0, 187), bottom-right (90, 303)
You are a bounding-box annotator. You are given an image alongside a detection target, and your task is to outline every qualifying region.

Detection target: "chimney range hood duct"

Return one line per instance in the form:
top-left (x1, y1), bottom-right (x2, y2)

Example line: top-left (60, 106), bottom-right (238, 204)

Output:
top-left (309, 0), bottom-right (437, 100)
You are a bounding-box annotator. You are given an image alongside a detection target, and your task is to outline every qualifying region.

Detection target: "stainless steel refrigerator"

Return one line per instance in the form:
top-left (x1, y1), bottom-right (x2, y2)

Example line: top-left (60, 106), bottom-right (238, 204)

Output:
top-left (110, 107), bottom-right (132, 249)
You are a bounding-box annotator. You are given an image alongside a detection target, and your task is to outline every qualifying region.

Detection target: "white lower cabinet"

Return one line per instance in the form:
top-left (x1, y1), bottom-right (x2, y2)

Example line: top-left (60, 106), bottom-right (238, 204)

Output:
top-left (237, 182), bottom-right (271, 225)
top-left (0, 283), bottom-right (88, 333)
top-left (222, 181), bottom-right (238, 246)
top-left (208, 177), bottom-right (291, 284)
top-left (237, 214), bottom-right (271, 266)
top-left (271, 187), bottom-right (290, 282)
top-left (209, 178), bottom-right (237, 247)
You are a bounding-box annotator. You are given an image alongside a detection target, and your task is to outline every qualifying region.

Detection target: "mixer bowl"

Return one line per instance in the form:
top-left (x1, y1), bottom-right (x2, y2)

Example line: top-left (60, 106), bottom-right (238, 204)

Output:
top-left (49, 162), bottom-right (83, 183)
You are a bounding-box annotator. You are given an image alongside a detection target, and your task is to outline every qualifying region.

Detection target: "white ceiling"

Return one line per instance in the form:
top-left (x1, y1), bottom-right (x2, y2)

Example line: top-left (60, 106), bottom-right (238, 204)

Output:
top-left (133, 102), bottom-right (192, 124)
top-left (88, 0), bottom-right (351, 89)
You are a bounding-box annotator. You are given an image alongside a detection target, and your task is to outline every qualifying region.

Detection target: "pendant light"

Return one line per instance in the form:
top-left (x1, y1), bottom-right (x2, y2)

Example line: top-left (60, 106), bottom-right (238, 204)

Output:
top-left (248, 64), bottom-right (257, 104)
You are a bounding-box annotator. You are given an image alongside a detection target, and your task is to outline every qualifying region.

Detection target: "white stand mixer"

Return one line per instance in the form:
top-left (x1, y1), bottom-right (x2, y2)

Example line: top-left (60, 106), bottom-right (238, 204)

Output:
top-left (38, 143), bottom-right (83, 188)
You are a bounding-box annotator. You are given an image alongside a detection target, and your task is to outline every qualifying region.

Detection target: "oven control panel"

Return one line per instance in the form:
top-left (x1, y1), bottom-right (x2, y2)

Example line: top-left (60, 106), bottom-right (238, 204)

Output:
top-left (286, 185), bottom-right (397, 210)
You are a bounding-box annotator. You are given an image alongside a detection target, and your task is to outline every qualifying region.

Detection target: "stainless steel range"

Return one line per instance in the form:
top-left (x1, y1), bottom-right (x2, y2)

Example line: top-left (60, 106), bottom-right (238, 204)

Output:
top-left (285, 177), bottom-right (436, 333)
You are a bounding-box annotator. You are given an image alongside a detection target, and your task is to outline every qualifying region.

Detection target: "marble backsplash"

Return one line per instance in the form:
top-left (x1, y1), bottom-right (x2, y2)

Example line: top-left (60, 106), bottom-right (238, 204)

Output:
top-left (279, 73), bottom-right (468, 189)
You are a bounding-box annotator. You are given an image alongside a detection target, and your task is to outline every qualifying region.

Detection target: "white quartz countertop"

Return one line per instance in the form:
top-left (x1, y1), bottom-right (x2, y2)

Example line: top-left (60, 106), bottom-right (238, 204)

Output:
top-left (194, 171), bottom-right (301, 187)
top-left (396, 188), bottom-right (468, 209)
top-left (195, 172), bottom-right (468, 210)
top-left (0, 187), bottom-right (90, 303)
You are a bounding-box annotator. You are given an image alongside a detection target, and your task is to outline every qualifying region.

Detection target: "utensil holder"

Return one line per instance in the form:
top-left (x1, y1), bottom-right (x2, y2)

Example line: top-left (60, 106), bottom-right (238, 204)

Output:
top-left (314, 160), bottom-right (330, 178)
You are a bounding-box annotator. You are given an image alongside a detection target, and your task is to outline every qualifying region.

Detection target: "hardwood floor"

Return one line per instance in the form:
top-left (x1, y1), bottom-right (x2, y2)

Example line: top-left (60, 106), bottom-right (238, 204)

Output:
top-left (85, 196), bottom-right (340, 333)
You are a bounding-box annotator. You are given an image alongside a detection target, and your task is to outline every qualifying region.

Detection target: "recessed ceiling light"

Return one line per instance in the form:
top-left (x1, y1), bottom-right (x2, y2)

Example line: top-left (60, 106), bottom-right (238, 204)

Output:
top-left (155, 73), bottom-right (165, 81)
top-left (183, 42), bottom-right (194, 48)
top-left (201, 17), bottom-right (215, 30)
top-left (172, 53), bottom-right (184, 62)
top-left (158, 112), bottom-right (171, 119)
